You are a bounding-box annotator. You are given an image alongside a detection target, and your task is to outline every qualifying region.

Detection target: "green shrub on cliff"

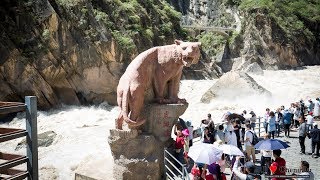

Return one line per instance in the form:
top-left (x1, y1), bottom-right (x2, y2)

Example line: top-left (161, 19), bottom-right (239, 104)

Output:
top-left (54, 0), bottom-right (186, 55)
top-left (197, 32), bottom-right (227, 57)
top-left (111, 31), bottom-right (136, 53)
top-left (239, 0), bottom-right (319, 44)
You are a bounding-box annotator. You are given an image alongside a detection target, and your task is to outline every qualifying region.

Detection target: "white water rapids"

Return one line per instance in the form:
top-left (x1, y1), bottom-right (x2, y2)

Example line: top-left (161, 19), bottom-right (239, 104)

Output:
top-left (0, 66), bottom-right (319, 179)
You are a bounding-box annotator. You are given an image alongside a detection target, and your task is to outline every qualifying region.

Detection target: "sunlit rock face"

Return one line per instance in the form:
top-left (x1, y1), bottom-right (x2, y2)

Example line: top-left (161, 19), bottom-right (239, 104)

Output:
top-left (0, 0), bottom-right (184, 109)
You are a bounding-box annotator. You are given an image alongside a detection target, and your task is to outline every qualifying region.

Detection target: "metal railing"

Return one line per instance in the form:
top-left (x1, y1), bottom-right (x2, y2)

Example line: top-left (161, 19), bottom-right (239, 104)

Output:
top-left (0, 96), bottom-right (38, 180)
top-left (164, 149), bottom-right (190, 180)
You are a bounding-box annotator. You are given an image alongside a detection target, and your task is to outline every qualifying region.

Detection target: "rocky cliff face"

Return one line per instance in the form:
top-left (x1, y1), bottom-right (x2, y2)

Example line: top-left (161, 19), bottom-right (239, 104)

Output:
top-left (0, 0), bottom-right (186, 109)
top-left (1, 0), bottom-right (319, 109)
top-left (223, 10), bottom-right (320, 72)
top-left (169, 0), bottom-right (320, 72)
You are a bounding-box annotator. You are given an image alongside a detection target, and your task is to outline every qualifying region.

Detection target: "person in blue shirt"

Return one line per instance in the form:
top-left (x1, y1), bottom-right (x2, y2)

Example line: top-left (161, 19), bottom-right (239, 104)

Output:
top-left (283, 109), bottom-right (292, 137)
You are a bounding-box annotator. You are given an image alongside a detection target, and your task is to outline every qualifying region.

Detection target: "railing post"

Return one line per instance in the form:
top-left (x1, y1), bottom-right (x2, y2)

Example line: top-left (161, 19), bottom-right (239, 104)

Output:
top-left (164, 148), bottom-right (166, 179)
top-left (258, 117), bottom-right (261, 137)
top-left (25, 96), bottom-right (38, 180)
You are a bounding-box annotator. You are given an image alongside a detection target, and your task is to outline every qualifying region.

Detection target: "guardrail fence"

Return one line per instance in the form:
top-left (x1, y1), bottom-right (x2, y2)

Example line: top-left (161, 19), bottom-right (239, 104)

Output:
top-left (0, 96), bottom-right (38, 180)
top-left (164, 149), bottom-right (189, 180)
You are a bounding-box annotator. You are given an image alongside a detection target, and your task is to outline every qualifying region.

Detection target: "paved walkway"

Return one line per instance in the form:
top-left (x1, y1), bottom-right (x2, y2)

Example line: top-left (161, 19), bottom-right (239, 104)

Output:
top-left (222, 129), bottom-right (319, 179)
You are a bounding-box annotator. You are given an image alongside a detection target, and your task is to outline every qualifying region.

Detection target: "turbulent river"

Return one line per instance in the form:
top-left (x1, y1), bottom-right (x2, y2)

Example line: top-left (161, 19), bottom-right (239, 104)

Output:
top-left (1, 66), bottom-right (319, 179)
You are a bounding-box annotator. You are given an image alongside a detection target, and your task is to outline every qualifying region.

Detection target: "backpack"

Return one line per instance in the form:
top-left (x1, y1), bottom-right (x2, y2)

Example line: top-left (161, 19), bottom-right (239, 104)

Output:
top-left (249, 131), bottom-right (259, 145)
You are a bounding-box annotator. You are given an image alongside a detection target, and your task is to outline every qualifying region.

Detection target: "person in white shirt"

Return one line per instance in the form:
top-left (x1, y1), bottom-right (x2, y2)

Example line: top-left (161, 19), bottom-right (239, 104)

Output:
top-left (244, 124), bottom-right (256, 163)
top-left (242, 110), bottom-right (251, 121)
top-left (215, 125), bottom-right (225, 144)
top-left (264, 108), bottom-right (270, 133)
top-left (289, 103), bottom-right (296, 128)
top-left (294, 161), bottom-right (314, 180)
top-left (260, 133), bottom-right (272, 175)
top-left (306, 112), bottom-right (314, 131)
top-left (225, 127), bottom-right (237, 147)
top-left (313, 98), bottom-right (320, 117)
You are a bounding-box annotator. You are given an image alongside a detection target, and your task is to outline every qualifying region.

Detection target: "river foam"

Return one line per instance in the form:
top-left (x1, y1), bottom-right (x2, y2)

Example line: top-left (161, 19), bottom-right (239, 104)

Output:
top-left (0, 66), bottom-right (319, 179)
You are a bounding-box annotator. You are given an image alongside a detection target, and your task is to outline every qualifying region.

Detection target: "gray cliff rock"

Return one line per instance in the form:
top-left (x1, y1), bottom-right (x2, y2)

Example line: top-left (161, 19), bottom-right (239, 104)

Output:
top-left (201, 71), bottom-right (271, 103)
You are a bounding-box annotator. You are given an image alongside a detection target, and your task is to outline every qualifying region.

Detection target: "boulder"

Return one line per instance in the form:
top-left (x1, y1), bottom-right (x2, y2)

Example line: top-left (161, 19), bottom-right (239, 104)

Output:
top-left (244, 62), bottom-right (264, 75)
top-left (16, 131), bottom-right (57, 150)
top-left (201, 71), bottom-right (271, 103)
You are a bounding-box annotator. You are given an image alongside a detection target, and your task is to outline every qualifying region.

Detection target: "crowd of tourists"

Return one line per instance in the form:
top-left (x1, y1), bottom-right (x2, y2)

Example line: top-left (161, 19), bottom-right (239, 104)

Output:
top-left (172, 98), bottom-right (320, 180)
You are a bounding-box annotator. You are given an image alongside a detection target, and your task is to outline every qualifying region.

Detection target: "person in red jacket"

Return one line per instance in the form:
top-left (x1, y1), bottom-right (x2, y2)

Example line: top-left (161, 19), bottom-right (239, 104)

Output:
top-left (174, 130), bottom-right (185, 164)
top-left (271, 150), bottom-right (286, 180)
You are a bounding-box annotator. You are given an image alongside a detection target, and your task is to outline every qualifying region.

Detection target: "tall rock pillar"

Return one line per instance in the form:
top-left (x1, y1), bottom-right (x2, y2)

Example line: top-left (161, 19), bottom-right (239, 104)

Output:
top-left (108, 103), bottom-right (188, 180)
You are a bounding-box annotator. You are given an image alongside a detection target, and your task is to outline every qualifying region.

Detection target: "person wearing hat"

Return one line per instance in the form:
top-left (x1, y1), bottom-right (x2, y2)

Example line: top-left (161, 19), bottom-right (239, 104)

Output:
top-left (182, 129), bottom-right (190, 166)
top-left (232, 156), bottom-right (261, 180)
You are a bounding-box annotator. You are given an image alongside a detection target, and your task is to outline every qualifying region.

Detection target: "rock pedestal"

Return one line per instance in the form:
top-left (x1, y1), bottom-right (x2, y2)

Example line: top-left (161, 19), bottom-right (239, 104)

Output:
top-left (108, 103), bottom-right (188, 180)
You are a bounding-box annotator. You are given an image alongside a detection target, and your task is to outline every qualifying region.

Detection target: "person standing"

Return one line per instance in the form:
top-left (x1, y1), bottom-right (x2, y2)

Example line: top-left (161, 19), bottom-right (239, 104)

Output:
top-left (308, 99), bottom-right (315, 113)
top-left (215, 125), bottom-right (226, 144)
top-left (293, 105), bottom-right (301, 128)
top-left (249, 111), bottom-right (257, 132)
top-left (289, 103), bottom-right (296, 128)
top-left (260, 133), bottom-right (272, 175)
top-left (306, 112), bottom-right (314, 131)
top-left (283, 109), bottom-right (292, 137)
top-left (308, 124), bottom-right (320, 158)
top-left (313, 98), bottom-right (320, 118)
top-left (225, 127), bottom-right (238, 147)
top-left (203, 127), bottom-right (214, 144)
top-left (174, 130), bottom-right (185, 164)
top-left (275, 108), bottom-right (283, 137)
top-left (264, 108), bottom-right (270, 134)
top-left (298, 117), bottom-right (307, 154)
top-left (182, 129), bottom-right (190, 166)
top-left (186, 121), bottom-right (194, 147)
top-left (200, 113), bottom-right (213, 140)
top-left (244, 124), bottom-right (256, 163)
top-left (299, 100), bottom-right (305, 117)
top-left (268, 111), bottom-right (276, 139)
top-left (233, 119), bottom-right (243, 150)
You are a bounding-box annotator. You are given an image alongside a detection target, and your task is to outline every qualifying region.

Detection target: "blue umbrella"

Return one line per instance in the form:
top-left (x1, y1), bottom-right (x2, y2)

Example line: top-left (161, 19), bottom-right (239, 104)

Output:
top-left (254, 139), bottom-right (290, 150)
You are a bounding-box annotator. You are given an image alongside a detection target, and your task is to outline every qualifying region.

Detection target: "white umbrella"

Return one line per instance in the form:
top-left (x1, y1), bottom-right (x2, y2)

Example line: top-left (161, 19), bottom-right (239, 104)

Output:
top-left (188, 143), bottom-right (223, 165)
top-left (214, 144), bottom-right (244, 156)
